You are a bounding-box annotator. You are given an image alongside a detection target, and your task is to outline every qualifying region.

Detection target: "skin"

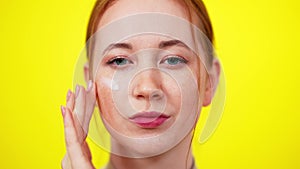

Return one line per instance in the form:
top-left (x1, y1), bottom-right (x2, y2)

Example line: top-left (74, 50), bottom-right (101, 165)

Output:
top-left (94, 35), bottom-right (201, 159)
top-left (61, 0), bottom-right (220, 169)
top-left (96, 35), bottom-right (200, 137)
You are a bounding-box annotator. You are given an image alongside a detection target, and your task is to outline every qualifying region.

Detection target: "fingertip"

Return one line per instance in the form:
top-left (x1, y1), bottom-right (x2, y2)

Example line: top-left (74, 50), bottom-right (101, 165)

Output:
top-left (61, 105), bottom-right (66, 117)
top-left (62, 107), bottom-right (70, 126)
top-left (85, 81), bottom-right (96, 99)
top-left (89, 81), bottom-right (96, 96)
top-left (66, 89), bottom-right (72, 102)
top-left (87, 80), bottom-right (93, 92)
top-left (66, 91), bottom-right (75, 111)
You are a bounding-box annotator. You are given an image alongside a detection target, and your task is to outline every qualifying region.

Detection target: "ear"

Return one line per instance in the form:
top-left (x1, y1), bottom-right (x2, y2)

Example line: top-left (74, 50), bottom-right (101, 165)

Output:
top-left (84, 62), bottom-right (90, 85)
top-left (202, 58), bottom-right (221, 106)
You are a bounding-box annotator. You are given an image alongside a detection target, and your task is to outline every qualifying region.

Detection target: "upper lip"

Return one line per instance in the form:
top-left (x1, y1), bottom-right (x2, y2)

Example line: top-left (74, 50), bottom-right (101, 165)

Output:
top-left (129, 111), bottom-right (169, 119)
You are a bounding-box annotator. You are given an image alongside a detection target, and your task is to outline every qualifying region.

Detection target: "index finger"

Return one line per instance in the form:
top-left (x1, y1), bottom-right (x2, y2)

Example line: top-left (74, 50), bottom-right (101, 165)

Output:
top-left (83, 80), bottom-right (96, 132)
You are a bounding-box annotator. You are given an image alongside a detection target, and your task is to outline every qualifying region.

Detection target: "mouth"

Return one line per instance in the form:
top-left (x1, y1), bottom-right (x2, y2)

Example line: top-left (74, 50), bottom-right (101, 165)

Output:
top-left (129, 111), bottom-right (170, 128)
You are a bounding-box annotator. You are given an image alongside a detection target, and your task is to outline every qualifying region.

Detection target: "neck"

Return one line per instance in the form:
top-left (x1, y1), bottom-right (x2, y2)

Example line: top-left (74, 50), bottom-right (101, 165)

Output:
top-left (107, 132), bottom-right (195, 169)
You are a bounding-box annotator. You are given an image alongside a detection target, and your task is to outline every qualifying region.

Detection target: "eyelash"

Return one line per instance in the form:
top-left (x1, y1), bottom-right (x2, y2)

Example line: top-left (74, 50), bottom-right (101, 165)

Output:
top-left (160, 55), bottom-right (188, 66)
top-left (106, 56), bottom-right (133, 67)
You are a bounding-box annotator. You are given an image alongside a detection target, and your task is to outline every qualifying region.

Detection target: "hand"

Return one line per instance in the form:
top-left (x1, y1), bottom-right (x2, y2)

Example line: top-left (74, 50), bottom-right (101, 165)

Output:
top-left (61, 80), bottom-right (96, 169)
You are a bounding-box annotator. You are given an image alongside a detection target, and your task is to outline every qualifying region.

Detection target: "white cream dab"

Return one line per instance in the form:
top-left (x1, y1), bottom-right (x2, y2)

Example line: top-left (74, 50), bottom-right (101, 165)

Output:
top-left (101, 77), bottom-right (120, 91)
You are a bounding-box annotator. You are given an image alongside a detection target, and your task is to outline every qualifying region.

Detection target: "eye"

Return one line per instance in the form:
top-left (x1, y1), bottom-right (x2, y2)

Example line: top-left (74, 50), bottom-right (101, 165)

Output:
top-left (106, 56), bottom-right (133, 67)
top-left (161, 55), bottom-right (188, 66)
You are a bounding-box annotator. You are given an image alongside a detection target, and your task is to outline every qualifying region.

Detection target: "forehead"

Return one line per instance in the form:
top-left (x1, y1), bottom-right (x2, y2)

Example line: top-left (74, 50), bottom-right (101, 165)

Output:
top-left (108, 35), bottom-right (181, 50)
top-left (97, 0), bottom-right (193, 30)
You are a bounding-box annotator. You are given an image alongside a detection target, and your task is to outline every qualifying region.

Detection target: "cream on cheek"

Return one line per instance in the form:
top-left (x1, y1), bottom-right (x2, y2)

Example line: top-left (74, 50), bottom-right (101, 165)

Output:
top-left (99, 77), bottom-right (120, 91)
top-left (93, 74), bottom-right (116, 113)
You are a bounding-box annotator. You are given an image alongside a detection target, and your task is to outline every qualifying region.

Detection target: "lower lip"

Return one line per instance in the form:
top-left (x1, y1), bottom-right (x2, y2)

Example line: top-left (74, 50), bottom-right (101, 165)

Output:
top-left (130, 116), bottom-right (169, 128)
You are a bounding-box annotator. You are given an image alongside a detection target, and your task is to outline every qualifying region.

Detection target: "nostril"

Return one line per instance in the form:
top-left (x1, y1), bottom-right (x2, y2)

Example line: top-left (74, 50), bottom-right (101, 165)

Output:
top-left (136, 94), bottom-right (145, 99)
top-left (152, 94), bottom-right (160, 98)
top-left (150, 90), bottom-right (164, 100)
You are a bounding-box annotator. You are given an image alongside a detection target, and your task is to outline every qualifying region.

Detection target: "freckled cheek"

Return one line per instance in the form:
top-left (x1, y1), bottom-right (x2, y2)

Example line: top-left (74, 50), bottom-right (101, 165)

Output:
top-left (161, 80), bottom-right (182, 111)
top-left (95, 81), bottom-right (116, 118)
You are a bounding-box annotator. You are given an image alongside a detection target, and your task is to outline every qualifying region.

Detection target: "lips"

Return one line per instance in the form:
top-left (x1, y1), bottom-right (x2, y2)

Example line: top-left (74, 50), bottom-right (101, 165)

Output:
top-left (129, 111), bottom-right (170, 128)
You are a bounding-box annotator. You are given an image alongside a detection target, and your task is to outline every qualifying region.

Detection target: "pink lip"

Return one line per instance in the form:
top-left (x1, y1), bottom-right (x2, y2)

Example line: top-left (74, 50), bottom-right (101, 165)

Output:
top-left (129, 111), bottom-right (170, 128)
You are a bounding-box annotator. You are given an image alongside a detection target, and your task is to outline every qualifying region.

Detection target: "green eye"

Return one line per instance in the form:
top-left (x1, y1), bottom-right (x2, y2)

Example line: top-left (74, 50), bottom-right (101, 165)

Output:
top-left (166, 57), bottom-right (181, 65)
top-left (163, 56), bottom-right (187, 65)
top-left (113, 58), bottom-right (128, 65)
top-left (107, 57), bottom-right (132, 66)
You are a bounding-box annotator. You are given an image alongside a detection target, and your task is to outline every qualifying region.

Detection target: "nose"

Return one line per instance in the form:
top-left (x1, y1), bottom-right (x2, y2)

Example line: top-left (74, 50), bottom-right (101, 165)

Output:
top-left (132, 69), bottom-right (164, 101)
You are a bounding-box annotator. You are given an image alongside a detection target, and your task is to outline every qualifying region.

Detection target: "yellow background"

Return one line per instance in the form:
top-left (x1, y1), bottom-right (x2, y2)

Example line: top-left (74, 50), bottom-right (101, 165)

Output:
top-left (0, 0), bottom-right (299, 168)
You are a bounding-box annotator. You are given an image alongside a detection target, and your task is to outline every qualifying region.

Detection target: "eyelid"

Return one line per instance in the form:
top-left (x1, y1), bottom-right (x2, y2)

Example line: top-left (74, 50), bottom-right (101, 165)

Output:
top-left (106, 55), bottom-right (131, 64)
top-left (105, 55), bottom-right (135, 69)
top-left (160, 54), bottom-right (188, 64)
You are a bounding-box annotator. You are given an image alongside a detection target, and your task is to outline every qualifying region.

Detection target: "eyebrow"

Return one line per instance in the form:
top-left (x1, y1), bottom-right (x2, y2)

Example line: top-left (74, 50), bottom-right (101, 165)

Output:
top-left (158, 39), bottom-right (189, 49)
top-left (102, 43), bottom-right (133, 55)
top-left (103, 39), bottom-right (189, 55)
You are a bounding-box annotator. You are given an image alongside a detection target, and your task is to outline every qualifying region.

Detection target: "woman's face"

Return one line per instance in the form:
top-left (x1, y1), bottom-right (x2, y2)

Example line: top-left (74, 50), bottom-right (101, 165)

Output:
top-left (90, 0), bottom-right (211, 157)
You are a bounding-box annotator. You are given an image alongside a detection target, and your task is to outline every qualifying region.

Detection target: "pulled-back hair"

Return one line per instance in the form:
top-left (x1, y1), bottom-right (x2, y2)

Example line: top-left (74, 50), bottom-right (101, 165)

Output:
top-left (86, 0), bottom-right (214, 44)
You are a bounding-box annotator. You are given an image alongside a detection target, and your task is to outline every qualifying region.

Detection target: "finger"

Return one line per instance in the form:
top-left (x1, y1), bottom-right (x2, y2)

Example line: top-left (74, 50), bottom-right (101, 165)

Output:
top-left (83, 80), bottom-right (96, 132)
top-left (74, 85), bottom-right (86, 125)
top-left (73, 85), bottom-right (87, 142)
top-left (61, 154), bottom-right (71, 169)
top-left (66, 90), bottom-right (75, 112)
top-left (61, 106), bottom-right (94, 169)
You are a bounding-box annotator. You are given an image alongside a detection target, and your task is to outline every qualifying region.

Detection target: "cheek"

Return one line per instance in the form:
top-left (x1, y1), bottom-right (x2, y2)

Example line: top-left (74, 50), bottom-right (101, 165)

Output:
top-left (95, 79), bottom-right (115, 118)
top-left (94, 67), bottom-right (117, 115)
top-left (161, 76), bottom-right (182, 109)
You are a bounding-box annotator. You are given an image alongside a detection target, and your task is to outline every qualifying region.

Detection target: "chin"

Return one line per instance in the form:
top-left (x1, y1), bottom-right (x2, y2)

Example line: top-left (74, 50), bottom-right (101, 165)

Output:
top-left (110, 134), bottom-right (176, 158)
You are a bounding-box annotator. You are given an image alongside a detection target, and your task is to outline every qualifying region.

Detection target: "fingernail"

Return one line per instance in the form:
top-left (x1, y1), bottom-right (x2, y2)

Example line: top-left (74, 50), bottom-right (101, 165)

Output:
top-left (66, 90), bottom-right (71, 102)
top-left (61, 106), bottom-right (66, 117)
top-left (87, 80), bottom-right (93, 92)
top-left (75, 85), bottom-right (80, 98)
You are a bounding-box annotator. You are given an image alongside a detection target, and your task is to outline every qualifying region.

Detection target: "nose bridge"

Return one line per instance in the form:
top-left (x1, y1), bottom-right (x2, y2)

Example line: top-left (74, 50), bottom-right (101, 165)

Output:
top-left (137, 49), bottom-right (159, 68)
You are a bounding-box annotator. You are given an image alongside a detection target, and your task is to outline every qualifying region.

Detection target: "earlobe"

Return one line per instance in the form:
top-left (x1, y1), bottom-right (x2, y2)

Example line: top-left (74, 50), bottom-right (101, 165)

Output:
top-left (202, 58), bottom-right (221, 107)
